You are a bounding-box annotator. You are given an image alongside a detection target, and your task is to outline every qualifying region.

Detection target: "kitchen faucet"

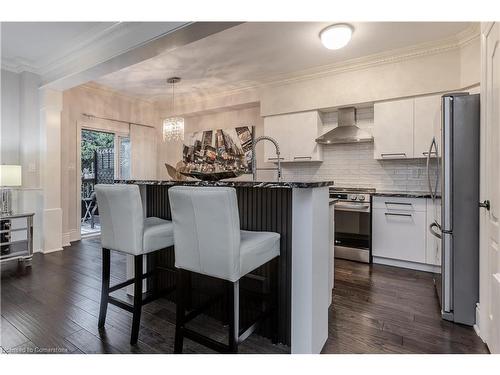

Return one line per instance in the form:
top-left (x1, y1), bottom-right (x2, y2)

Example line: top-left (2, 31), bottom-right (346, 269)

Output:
top-left (252, 136), bottom-right (282, 182)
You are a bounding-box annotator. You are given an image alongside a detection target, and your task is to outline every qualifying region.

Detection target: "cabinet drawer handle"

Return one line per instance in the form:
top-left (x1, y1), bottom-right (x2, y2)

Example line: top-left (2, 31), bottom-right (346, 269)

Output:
top-left (268, 157), bottom-right (284, 161)
top-left (381, 153), bottom-right (407, 158)
top-left (293, 156), bottom-right (312, 160)
top-left (385, 212), bottom-right (412, 217)
top-left (422, 151), bottom-right (437, 156)
top-left (384, 201), bottom-right (412, 206)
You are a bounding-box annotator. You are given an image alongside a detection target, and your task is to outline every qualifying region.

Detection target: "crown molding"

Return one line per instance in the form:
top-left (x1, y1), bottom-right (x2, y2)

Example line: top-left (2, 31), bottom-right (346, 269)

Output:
top-left (1, 58), bottom-right (38, 74)
top-left (1, 23), bottom-right (122, 75)
top-left (38, 23), bottom-right (123, 76)
top-left (151, 23), bottom-right (480, 105)
top-left (257, 23), bottom-right (481, 89)
top-left (1, 22), bottom-right (190, 87)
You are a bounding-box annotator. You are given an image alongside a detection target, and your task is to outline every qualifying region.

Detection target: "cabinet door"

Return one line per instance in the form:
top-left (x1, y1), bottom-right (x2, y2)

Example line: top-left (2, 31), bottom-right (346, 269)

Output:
top-left (414, 95), bottom-right (442, 158)
top-left (373, 98), bottom-right (414, 159)
top-left (372, 198), bottom-right (426, 263)
top-left (288, 111), bottom-right (323, 162)
top-left (263, 111), bottom-right (322, 162)
top-left (264, 114), bottom-right (290, 162)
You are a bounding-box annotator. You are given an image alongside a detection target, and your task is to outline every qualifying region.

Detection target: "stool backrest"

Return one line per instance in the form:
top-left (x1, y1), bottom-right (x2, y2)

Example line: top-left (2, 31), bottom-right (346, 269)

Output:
top-left (168, 186), bottom-right (241, 280)
top-left (95, 184), bottom-right (144, 254)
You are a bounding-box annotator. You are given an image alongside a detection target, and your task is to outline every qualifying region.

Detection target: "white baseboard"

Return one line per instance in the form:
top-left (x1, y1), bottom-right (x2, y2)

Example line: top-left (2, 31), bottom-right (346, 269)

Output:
top-left (474, 303), bottom-right (486, 342)
top-left (62, 229), bottom-right (80, 246)
top-left (62, 232), bottom-right (71, 247)
top-left (69, 229), bottom-right (80, 242)
top-left (42, 247), bottom-right (63, 254)
top-left (373, 256), bottom-right (441, 273)
top-left (474, 324), bottom-right (481, 338)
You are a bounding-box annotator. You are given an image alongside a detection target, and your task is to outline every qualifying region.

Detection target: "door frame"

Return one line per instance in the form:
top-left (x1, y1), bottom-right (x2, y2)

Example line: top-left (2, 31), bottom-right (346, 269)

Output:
top-left (76, 120), bottom-right (130, 239)
top-left (478, 21), bottom-right (495, 346)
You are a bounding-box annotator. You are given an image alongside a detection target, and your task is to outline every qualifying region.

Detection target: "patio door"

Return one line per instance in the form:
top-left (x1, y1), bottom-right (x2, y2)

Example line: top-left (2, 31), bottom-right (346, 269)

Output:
top-left (80, 129), bottom-right (116, 237)
top-left (76, 121), bottom-right (154, 239)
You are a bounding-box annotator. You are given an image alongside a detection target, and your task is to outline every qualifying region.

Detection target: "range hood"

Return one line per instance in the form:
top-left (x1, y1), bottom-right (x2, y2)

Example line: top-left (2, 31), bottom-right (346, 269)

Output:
top-left (315, 107), bottom-right (373, 144)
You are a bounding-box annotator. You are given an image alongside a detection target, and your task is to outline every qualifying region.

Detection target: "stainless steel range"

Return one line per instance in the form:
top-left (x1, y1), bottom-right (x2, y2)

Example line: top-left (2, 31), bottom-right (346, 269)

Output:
top-left (330, 187), bottom-right (375, 263)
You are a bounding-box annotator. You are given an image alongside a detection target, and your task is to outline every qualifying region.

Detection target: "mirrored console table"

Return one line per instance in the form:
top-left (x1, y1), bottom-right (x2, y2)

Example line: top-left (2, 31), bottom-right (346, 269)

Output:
top-left (0, 212), bottom-right (34, 266)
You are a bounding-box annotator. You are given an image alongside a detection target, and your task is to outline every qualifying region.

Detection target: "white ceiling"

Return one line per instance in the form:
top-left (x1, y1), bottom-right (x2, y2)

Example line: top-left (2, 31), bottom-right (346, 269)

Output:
top-left (94, 22), bottom-right (475, 101)
top-left (1, 22), bottom-right (120, 73)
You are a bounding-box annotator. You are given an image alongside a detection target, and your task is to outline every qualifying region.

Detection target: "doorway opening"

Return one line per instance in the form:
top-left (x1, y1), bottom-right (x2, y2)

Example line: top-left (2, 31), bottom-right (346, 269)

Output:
top-left (80, 129), bottom-right (131, 237)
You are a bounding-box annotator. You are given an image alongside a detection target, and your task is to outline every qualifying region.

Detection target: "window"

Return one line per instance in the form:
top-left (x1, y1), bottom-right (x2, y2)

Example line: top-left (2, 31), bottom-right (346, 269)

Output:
top-left (118, 136), bottom-right (131, 179)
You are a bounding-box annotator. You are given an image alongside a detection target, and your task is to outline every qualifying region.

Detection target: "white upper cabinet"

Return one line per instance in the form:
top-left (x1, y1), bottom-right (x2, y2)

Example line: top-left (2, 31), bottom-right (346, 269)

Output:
top-left (263, 111), bottom-right (323, 162)
top-left (414, 94), bottom-right (442, 158)
top-left (263, 113), bottom-right (288, 162)
top-left (373, 98), bottom-right (414, 159)
top-left (374, 95), bottom-right (443, 159)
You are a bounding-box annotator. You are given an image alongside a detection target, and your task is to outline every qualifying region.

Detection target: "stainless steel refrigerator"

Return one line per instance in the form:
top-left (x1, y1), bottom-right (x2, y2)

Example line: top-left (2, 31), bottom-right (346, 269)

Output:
top-left (427, 93), bottom-right (480, 326)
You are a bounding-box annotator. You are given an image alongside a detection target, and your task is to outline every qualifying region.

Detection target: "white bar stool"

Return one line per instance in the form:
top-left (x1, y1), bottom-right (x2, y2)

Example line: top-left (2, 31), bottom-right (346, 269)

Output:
top-left (95, 184), bottom-right (175, 345)
top-left (168, 186), bottom-right (280, 353)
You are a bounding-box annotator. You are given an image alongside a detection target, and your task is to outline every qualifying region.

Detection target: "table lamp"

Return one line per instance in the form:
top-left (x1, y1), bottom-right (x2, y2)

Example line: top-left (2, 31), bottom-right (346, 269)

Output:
top-left (0, 165), bottom-right (22, 216)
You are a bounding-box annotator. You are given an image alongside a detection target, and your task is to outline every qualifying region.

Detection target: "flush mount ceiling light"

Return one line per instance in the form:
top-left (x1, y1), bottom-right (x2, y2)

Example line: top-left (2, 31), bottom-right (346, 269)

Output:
top-left (320, 24), bottom-right (353, 50)
top-left (162, 77), bottom-right (184, 142)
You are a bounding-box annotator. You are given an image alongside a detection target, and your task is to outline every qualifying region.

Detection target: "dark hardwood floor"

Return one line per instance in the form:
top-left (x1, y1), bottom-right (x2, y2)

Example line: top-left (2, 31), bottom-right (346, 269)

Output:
top-left (0, 238), bottom-right (488, 354)
top-left (323, 259), bottom-right (489, 354)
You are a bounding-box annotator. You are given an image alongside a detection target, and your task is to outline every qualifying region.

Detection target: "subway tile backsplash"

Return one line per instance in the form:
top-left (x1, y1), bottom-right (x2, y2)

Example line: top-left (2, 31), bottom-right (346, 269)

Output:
top-left (281, 108), bottom-right (438, 191)
top-left (281, 142), bottom-right (436, 191)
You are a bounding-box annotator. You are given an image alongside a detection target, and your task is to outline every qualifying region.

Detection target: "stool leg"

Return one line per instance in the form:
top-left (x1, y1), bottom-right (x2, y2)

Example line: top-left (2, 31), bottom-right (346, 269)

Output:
top-left (271, 257), bottom-right (280, 344)
top-left (228, 280), bottom-right (239, 353)
top-left (130, 254), bottom-right (143, 345)
top-left (174, 269), bottom-right (187, 353)
top-left (98, 248), bottom-right (110, 329)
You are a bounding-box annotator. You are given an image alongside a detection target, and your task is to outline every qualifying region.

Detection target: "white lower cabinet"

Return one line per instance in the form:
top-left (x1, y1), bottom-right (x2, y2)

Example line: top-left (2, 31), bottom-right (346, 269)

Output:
top-left (372, 198), bottom-right (426, 263)
top-left (372, 196), bottom-right (441, 271)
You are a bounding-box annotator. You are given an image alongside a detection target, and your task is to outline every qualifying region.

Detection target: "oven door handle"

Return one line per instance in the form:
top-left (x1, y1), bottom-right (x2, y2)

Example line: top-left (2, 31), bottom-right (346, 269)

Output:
top-left (334, 203), bottom-right (371, 212)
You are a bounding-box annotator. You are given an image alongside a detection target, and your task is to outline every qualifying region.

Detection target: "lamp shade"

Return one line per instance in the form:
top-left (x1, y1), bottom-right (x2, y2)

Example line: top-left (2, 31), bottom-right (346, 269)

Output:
top-left (0, 165), bottom-right (22, 187)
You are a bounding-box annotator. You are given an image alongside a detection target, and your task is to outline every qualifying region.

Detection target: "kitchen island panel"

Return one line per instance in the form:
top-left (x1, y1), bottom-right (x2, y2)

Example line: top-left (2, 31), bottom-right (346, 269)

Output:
top-left (144, 184), bottom-right (293, 346)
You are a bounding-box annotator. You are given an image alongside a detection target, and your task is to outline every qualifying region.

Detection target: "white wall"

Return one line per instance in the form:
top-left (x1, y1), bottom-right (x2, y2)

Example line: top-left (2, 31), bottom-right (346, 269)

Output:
top-left (1, 69), bottom-right (44, 251)
top-left (159, 104), bottom-right (276, 181)
top-left (260, 38), bottom-right (480, 117)
top-left (1, 69), bottom-right (20, 165)
top-left (61, 83), bottom-right (160, 242)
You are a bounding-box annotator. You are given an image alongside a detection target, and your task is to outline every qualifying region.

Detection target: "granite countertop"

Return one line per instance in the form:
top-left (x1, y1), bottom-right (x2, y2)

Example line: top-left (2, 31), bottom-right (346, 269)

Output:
top-left (329, 198), bottom-right (339, 205)
top-left (372, 191), bottom-right (441, 199)
top-left (115, 179), bottom-right (334, 189)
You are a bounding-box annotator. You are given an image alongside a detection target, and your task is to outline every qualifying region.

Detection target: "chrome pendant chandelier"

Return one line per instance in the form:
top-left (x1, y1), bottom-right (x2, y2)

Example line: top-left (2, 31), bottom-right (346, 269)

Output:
top-left (162, 77), bottom-right (184, 142)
